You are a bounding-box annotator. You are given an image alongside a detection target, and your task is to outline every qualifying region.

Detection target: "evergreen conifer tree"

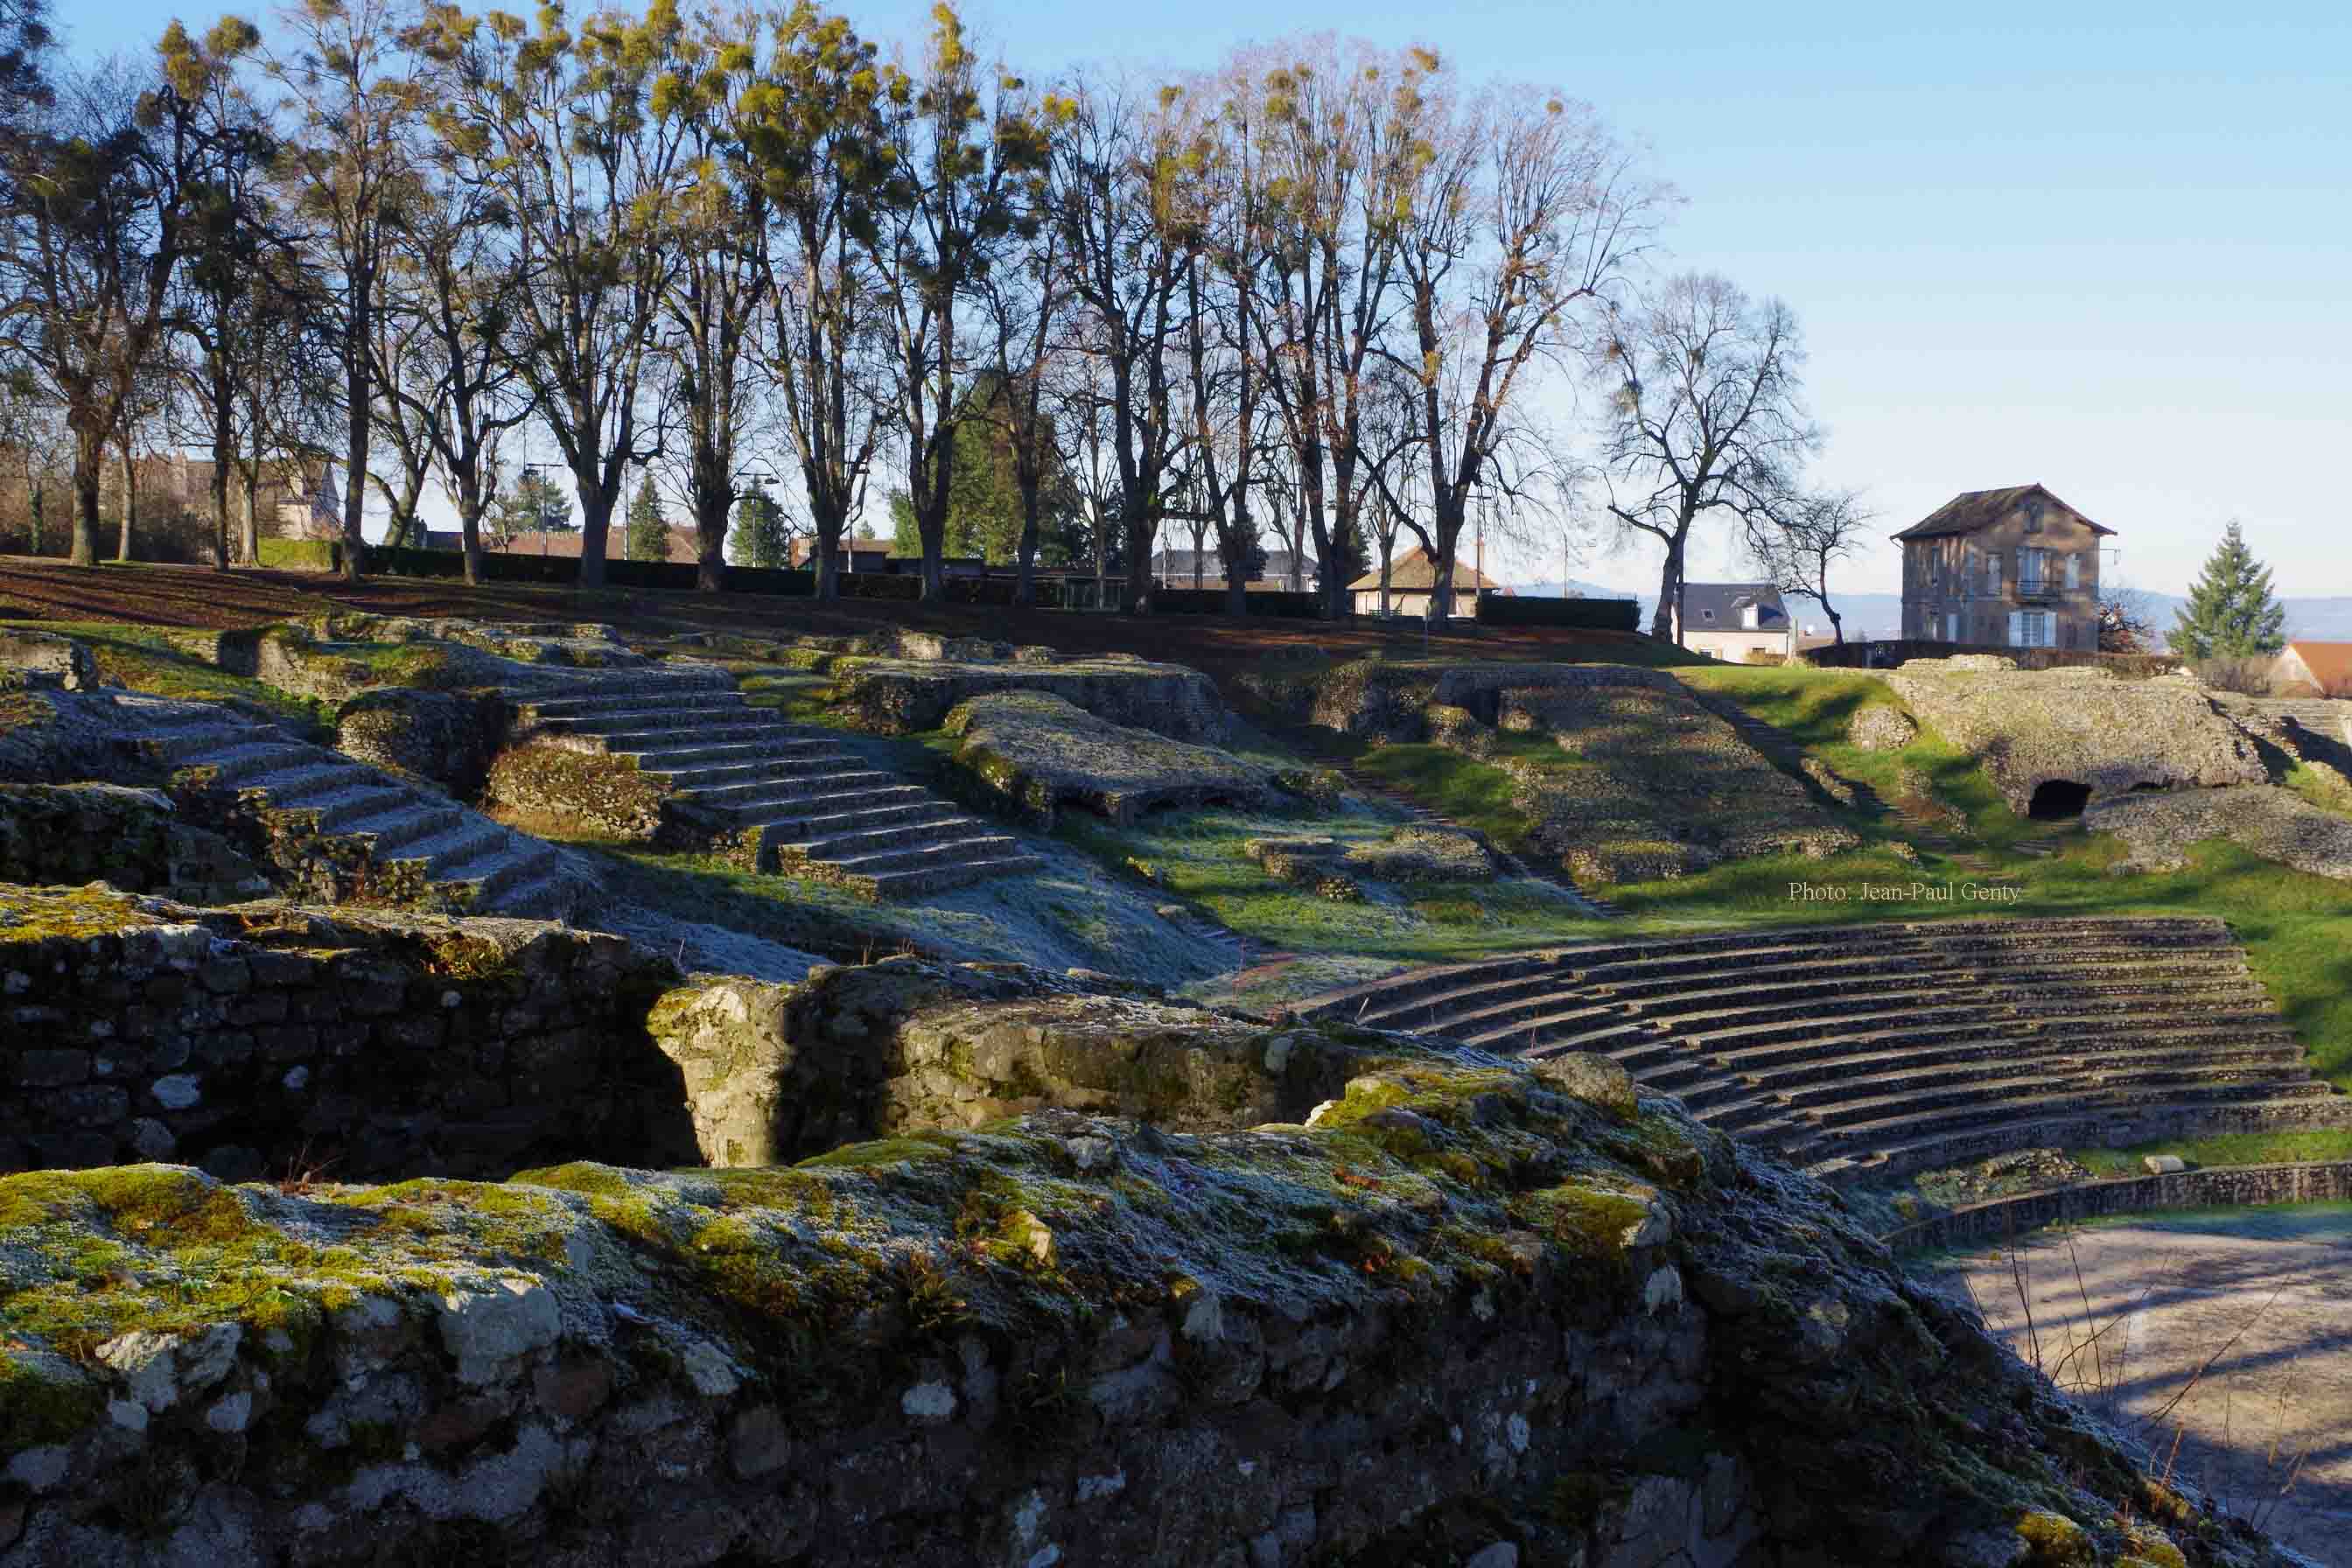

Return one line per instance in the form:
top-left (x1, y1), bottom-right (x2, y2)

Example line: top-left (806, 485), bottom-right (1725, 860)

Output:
top-left (624, 476), bottom-right (668, 563)
top-left (730, 486), bottom-right (789, 569)
top-left (2171, 520), bottom-right (2286, 660)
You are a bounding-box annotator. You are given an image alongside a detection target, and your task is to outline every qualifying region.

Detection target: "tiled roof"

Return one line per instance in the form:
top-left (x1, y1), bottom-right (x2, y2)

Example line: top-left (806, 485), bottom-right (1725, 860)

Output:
top-left (1674, 583), bottom-right (1788, 630)
top-left (1894, 483), bottom-right (2114, 541)
top-left (1347, 544), bottom-right (1508, 593)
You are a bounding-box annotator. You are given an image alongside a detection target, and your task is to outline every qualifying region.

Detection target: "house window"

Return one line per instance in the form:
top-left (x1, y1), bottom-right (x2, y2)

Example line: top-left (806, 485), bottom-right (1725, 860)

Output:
top-left (2020, 611), bottom-right (2050, 648)
top-left (2065, 552), bottom-right (2082, 591)
top-left (1984, 550), bottom-right (2000, 594)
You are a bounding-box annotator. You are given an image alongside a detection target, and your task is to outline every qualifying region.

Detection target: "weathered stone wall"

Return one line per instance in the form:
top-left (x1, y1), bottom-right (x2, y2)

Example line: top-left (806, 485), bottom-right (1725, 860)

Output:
top-left (0, 1035), bottom-right (2302, 1568)
top-left (0, 631), bottom-right (96, 691)
top-left (0, 785), bottom-right (270, 906)
top-left (1881, 664), bottom-right (2266, 811)
top-left (483, 741), bottom-right (684, 844)
top-left (336, 688), bottom-right (511, 799)
top-left (0, 891), bottom-right (695, 1181)
top-left (1885, 1160), bottom-right (2352, 1252)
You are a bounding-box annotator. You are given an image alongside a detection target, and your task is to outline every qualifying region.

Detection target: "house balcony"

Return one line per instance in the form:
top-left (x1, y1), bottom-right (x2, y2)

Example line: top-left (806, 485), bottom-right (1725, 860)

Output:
top-left (2014, 578), bottom-right (2060, 602)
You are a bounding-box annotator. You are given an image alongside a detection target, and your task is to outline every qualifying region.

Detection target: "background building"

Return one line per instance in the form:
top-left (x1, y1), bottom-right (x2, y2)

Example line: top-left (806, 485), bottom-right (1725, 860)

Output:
top-left (1896, 483), bottom-right (2110, 649)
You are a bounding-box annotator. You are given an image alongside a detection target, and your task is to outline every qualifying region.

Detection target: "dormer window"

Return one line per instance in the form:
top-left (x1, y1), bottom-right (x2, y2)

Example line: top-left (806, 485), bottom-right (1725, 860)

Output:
top-left (1701, 609), bottom-right (1716, 622)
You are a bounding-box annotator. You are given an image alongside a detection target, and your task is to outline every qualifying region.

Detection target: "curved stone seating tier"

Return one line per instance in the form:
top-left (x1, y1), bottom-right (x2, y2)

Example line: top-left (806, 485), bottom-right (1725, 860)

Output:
top-left (1300, 917), bottom-right (2351, 1184)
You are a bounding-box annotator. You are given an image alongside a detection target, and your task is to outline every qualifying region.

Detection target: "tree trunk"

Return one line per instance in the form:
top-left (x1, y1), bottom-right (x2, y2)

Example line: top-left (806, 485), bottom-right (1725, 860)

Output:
top-left (458, 492), bottom-right (485, 588)
top-left (69, 438), bottom-right (101, 567)
top-left (694, 486), bottom-right (729, 593)
top-left (577, 485), bottom-right (615, 589)
top-left (115, 435), bottom-right (136, 564)
top-left (812, 504), bottom-right (844, 602)
top-left (28, 479), bottom-right (44, 557)
top-left (1014, 473), bottom-right (1040, 609)
top-left (1650, 547), bottom-right (1680, 641)
top-left (239, 476), bottom-right (260, 566)
top-left (341, 318), bottom-right (369, 584)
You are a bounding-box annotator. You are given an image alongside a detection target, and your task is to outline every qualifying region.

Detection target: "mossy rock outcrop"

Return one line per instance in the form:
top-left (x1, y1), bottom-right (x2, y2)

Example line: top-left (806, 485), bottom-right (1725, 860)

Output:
top-left (1882, 665), bottom-right (2265, 813)
top-left (0, 984), bottom-right (2310, 1566)
top-left (943, 691), bottom-right (1275, 827)
top-left (646, 957), bottom-right (1403, 1164)
top-left (2087, 783), bottom-right (2352, 881)
top-left (826, 654), bottom-right (1234, 742)
top-left (1308, 660), bottom-right (1682, 742)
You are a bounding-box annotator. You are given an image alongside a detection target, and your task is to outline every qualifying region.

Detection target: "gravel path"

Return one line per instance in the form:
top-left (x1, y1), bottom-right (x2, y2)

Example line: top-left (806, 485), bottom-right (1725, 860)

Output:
top-left (1932, 1206), bottom-right (2352, 1563)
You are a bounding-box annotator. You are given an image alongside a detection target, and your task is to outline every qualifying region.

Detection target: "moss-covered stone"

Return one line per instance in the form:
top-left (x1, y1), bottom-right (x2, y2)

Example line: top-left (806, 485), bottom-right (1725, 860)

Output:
top-left (942, 690), bottom-right (1275, 828)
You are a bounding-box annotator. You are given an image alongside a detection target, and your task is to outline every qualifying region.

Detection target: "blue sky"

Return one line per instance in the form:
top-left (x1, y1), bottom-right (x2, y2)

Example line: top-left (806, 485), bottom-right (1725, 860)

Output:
top-left (75, 0), bottom-right (2350, 598)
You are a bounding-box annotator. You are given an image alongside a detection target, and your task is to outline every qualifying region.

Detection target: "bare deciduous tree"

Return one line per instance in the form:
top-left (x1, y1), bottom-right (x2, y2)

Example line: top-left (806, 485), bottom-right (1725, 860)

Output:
top-left (1589, 272), bottom-right (1816, 643)
top-left (1391, 83), bottom-right (1662, 625)
top-left (1746, 486), bottom-right (1870, 646)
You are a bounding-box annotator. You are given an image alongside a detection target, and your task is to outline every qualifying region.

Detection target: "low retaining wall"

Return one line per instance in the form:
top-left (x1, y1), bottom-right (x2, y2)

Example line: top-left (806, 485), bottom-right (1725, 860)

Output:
top-left (0, 890), bottom-right (694, 1181)
top-left (1885, 1161), bottom-right (2352, 1252)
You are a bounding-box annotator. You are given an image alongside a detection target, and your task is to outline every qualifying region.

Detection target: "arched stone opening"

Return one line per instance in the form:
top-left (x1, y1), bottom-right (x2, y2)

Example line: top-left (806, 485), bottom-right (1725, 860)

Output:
top-left (2027, 780), bottom-right (2092, 820)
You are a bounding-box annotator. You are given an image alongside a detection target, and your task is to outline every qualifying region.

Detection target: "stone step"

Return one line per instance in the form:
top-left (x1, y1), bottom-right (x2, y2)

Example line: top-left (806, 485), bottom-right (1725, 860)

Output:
top-left (183, 740), bottom-right (318, 785)
top-left (391, 819), bottom-right (513, 878)
top-left (1484, 1014), bottom-right (1658, 1057)
top-left (1603, 970), bottom-right (2267, 1025)
top-left (780, 821), bottom-right (1017, 874)
top-left (620, 737), bottom-right (858, 772)
top-left (582, 717), bottom-right (813, 752)
top-left (1767, 1051), bottom-right (2322, 1121)
top-left (1350, 968), bottom-right (1577, 1032)
top-left (658, 758), bottom-right (873, 801)
top-left (1340, 924), bottom-right (2245, 1020)
top-left (864, 851), bottom-right (1049, 900)
top-left (330, 797), bottom-right (469, 854)
top-left (252, 761), bottom-right (384, 807)
top-left (310, 784), bottom-right (441, 837)
top-left (494, 668), bottom-right (738, 707)
top-left (633, 751), bottom-right (852, 794)
top-left (1796, 1077), bottom-right (2341, 1151)
top-left (754, 799), bottom-right (967, 844)
top-left (680, 771), bottom-right (905, 814)
top-left (150, 724), bottom-right (270, 763)
top-left (1806, 1096), bottom-right (2352, 1182)
top-left (526, 696), bottom-right (759, 732)
top-left (777, 832), bottom-right (1026, 881)
top-left (1726, 1032), bottom-right (2306, 1091)
top-left (480, 864), bottom-right (593, 920)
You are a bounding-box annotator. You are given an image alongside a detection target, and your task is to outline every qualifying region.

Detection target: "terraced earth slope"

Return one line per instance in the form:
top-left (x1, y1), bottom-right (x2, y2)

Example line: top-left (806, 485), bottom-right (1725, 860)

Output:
top-left (1301, 917), bottom-right (2351, 1184)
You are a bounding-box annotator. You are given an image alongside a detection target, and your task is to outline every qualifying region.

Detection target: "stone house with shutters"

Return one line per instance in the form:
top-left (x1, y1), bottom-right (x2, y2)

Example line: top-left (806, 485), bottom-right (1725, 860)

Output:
top-left (1895, 484), bottom-right (2110, 649)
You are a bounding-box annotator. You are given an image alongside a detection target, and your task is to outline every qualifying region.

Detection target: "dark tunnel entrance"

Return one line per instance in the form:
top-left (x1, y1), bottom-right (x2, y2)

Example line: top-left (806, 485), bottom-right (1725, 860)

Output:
top-left (2027, 780), bottom-right (2093, 820)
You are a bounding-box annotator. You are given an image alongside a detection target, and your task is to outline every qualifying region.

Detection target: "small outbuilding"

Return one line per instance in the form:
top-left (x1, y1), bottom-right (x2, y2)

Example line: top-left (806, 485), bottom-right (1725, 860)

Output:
top-left (1349, 544), bottom-right (1511, 618)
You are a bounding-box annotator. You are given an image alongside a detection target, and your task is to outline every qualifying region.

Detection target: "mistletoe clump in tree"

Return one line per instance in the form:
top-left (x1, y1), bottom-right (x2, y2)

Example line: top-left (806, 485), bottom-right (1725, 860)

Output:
top-left (2172, 519), bottom-right (2286, 662)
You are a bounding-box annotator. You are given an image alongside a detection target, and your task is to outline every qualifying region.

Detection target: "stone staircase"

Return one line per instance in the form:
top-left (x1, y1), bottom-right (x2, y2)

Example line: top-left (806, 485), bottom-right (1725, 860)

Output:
top-left (1299, 917), bottom-right (2349, 1184)
top-left (121, 695), bottom-right (595, 920)
top-left (510, 676), bottom-right (1044, 900)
